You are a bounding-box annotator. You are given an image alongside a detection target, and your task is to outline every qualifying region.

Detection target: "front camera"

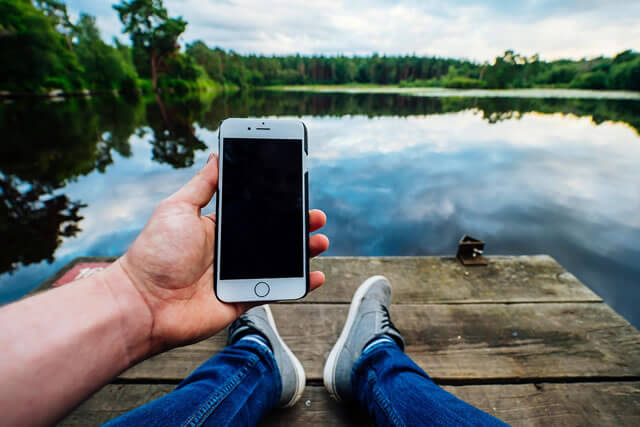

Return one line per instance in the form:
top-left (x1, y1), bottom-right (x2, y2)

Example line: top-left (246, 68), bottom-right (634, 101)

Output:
top-left (248, 127), bottom-right (251, 130)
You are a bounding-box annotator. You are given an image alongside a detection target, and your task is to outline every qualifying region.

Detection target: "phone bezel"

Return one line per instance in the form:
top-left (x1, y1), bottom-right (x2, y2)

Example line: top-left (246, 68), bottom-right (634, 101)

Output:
top-left (214, 118), bottom-right (309, 302)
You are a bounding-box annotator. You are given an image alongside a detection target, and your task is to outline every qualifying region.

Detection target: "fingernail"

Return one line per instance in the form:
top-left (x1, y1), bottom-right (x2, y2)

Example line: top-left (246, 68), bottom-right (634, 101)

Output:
top-left (207, 153), bottom-right (216, 163)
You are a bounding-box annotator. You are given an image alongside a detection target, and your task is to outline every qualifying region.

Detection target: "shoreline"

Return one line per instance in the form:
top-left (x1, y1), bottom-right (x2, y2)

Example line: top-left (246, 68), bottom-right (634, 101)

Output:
top-left (266, 85), bottom-right (640, 100)
top-left (4, 85), bottom-right (640, 102)
top-left (0, 83), bottom-right (235, 100)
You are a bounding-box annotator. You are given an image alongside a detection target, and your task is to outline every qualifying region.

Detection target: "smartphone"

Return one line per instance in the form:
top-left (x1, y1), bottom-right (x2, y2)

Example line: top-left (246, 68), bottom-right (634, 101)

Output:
top-left (214, 118), bottom-right (309, 302)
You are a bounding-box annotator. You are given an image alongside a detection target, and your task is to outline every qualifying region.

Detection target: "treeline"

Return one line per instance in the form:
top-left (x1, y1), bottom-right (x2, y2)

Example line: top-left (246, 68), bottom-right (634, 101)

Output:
top-left (1, 0), bottom-right (639, 94)
top-left (186, 45), bottom-right (640, 91)
top-left (186, 41), bottom-right (473, 87)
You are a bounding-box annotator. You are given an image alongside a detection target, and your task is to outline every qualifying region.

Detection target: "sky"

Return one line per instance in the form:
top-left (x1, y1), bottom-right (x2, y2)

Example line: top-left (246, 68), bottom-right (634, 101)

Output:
top-left (62, 0), bottom-right (640, 60)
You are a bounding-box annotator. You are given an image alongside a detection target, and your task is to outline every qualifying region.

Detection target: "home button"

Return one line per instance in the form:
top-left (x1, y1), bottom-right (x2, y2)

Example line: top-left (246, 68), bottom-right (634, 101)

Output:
top-left (254, 282), bottom-right (270, 297)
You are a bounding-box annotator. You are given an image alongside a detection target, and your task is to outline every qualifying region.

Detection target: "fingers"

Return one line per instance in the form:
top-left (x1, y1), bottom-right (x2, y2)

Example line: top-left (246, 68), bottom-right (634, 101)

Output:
top-left (169, 153), bottom-right (218, 208)
top-left (310, 233), bottom-right (329, 257)
top-left (310, 271), bottom-right (325, 291)
top-left (309, 209), bottom-right (326, 233)
top-left (204, 213), bottom-right (216, 224)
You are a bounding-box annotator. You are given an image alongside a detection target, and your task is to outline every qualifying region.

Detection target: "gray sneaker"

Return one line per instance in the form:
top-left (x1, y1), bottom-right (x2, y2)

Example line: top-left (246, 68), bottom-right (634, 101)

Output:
top-left (228, 305), bottom-right (305, 408)
top-left (323, 275), bottom-right (405, 402)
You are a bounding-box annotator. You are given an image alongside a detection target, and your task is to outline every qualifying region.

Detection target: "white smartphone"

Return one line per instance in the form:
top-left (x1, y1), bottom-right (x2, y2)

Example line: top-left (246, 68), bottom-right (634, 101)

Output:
top-left (214, 118), bottom-right (310, 302)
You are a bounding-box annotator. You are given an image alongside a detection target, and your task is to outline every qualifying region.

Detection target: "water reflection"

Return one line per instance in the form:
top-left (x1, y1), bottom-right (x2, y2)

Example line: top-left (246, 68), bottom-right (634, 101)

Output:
top-left (1, 91), bottom-right (639, 328)
top-left (146, 96), bottom-right (208, 168)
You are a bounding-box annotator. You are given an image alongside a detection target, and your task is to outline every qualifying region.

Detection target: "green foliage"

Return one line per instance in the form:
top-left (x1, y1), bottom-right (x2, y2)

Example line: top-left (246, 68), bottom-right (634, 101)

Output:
top-left (74, 13), bottom-right (139, 92)
top-left (185, 44), bottom-right (488, 89)
top-left (0, 0), bottom-right (84, 92)
top-left (398, 79), bottom-right (441, 88)
top-left (113, 0), bottom-right (186, 89)
top-left (183, 43), bottom-right (639, 92)
top-left (444, 77), bottom-right (486, 89)
top-left (569, 71), bottom-right (608, 89)
top-left (33, 0), bottom-right (73, 47)
top-left (185, 41), bottom-right (224, 81)
top-left (609, 55), bottom-right (640, 91)
top-left (536, 64), bottom-right (577, 85)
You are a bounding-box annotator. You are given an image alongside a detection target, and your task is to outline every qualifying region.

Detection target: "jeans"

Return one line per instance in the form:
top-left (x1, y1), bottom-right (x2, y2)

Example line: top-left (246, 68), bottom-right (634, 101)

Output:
top-left (106, 340), bottom-right (507, 427)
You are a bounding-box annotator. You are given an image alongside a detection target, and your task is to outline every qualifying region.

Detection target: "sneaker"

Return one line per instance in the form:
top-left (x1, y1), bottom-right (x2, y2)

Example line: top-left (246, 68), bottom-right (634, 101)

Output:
top-left (323, 275), bottom-right (405, 402)
top-left (228, 305), bottom-right (305, 407)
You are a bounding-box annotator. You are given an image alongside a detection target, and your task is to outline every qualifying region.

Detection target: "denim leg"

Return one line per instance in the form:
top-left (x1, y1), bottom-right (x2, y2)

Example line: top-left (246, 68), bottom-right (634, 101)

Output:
top-left (352, 343), bottom-right (509, 427)
top-left (105, 340), bottom-right (281, 427)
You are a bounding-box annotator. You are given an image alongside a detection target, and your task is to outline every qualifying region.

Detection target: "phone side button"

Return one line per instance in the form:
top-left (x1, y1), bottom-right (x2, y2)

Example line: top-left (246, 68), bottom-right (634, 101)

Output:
top-left (254, 282), bottom-right (270, 297)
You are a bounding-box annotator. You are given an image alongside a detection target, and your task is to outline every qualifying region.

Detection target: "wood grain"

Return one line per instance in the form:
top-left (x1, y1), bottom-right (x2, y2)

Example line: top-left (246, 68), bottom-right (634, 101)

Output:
top-left (120, 302), bottom-right (640, 381)
top-left (445, 382), bottom-right (640, 427)
top-left (60, 382), bottom-right (640, 426)
top-left (306, 256), bottom-right (602, 304)
top-left (36, 256), bottom-right (602, 304)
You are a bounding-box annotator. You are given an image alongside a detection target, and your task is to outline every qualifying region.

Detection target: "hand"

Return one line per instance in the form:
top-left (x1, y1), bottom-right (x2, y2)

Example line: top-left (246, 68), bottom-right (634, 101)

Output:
top-left (116, 153), bottom-right (329, 354)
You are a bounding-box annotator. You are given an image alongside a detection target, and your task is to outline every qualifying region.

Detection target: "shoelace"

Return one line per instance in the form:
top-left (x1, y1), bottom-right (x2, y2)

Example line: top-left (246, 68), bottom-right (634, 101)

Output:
top-left (380, 305), bottom-right (397, 331)
top-left (230, 316), bottom-right (257, 337)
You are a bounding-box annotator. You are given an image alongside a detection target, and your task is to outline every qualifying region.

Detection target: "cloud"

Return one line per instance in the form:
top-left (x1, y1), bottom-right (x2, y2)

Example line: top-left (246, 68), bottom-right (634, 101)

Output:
top-left (64, 0), bottom-right (640, 61)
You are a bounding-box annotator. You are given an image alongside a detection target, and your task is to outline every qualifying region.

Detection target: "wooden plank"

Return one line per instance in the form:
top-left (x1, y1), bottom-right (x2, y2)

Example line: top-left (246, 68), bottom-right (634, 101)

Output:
top-left (60, 382), bottom-right (640, 426)
top-left (306, 256), bottom-right (602, 304)
top-left (35, 256), bottom-right (602, 304)
top-left (445, 382), bottom-right (640, 427)
top-left (120, 302), bottom-right (640, 381)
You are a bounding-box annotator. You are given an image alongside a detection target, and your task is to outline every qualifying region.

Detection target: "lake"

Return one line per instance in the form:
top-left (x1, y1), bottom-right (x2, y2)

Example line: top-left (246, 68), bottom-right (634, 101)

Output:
top-left (1, 89), bottom-right (639, 327)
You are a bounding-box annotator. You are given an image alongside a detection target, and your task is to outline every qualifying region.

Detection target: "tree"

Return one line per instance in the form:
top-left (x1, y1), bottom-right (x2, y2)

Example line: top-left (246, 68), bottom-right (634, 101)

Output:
top-left (33, 0), bottom-right (74, 49)
top-left (113, 0), bottom-right (186, 89)
top-left (186, 40), bottom-right (224, 82)
top-left (73, 13), bottom-right (138, 91)
top-left (0, 0), bottom-right (84, 92)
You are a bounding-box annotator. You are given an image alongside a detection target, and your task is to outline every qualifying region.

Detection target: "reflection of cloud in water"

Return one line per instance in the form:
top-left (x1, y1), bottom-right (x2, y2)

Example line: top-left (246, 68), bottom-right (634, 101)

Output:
top-left (2, 111), bottom-right (639, 328)
top-left (309, 112), bottom-right (638, 158)
top-left (308, 114), bottom-right (640, 231)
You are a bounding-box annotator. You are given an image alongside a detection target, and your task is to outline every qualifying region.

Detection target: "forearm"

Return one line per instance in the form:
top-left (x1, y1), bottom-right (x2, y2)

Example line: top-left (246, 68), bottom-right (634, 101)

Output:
top-left (0, 261), bottom-right (152, 425)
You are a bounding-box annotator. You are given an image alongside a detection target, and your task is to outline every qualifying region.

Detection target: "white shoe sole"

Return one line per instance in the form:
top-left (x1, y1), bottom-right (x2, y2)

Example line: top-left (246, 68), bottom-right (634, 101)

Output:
top-left (322, 275), bottom-right (389, 402)
top-left (263, 305), bottom-right (306, 408)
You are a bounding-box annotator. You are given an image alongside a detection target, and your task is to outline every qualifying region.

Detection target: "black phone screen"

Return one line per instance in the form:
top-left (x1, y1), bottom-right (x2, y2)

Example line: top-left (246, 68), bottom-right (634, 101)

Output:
top-left (219, 138), bottom-right (303, 280)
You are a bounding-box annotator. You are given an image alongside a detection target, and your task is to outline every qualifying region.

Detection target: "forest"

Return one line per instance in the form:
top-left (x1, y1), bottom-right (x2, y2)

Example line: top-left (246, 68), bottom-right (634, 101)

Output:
top-left (1, 0), bottom-right (639, 94)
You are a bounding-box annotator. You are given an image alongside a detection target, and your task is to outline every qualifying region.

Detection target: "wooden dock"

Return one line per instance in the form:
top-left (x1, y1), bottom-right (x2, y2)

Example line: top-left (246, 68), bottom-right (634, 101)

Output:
top-left (43, 256), bottom-right (640, 425)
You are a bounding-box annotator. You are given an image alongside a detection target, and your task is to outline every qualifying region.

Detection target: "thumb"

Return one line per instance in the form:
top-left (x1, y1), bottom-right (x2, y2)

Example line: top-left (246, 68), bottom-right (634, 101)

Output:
top-left (168, 153), bottom-right (219, 208)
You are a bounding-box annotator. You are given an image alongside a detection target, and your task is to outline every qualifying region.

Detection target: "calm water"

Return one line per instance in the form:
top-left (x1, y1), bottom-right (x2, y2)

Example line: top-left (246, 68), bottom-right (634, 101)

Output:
top-left (1, 91), bottom-right (639, 327)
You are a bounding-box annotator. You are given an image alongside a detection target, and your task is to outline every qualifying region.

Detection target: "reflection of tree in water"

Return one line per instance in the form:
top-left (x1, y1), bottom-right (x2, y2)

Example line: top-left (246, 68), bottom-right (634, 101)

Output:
top-left (459, 97), bottom-right (640, 133)
top-left (0, 96), bottom-right (141, 274)
top-left (145, 95), bottom-right (208, 168)
top-left (0, 92), bottom-right (213, 275)
top-left (0, 176), bottom-right (85, 273)
top-left (201, 91), bottom-right (640, 135)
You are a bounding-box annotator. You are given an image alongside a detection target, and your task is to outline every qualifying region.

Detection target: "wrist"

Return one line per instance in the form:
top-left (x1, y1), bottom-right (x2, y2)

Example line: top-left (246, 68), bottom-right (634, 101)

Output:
top-left (96, 260), bottom-right (154, 366)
